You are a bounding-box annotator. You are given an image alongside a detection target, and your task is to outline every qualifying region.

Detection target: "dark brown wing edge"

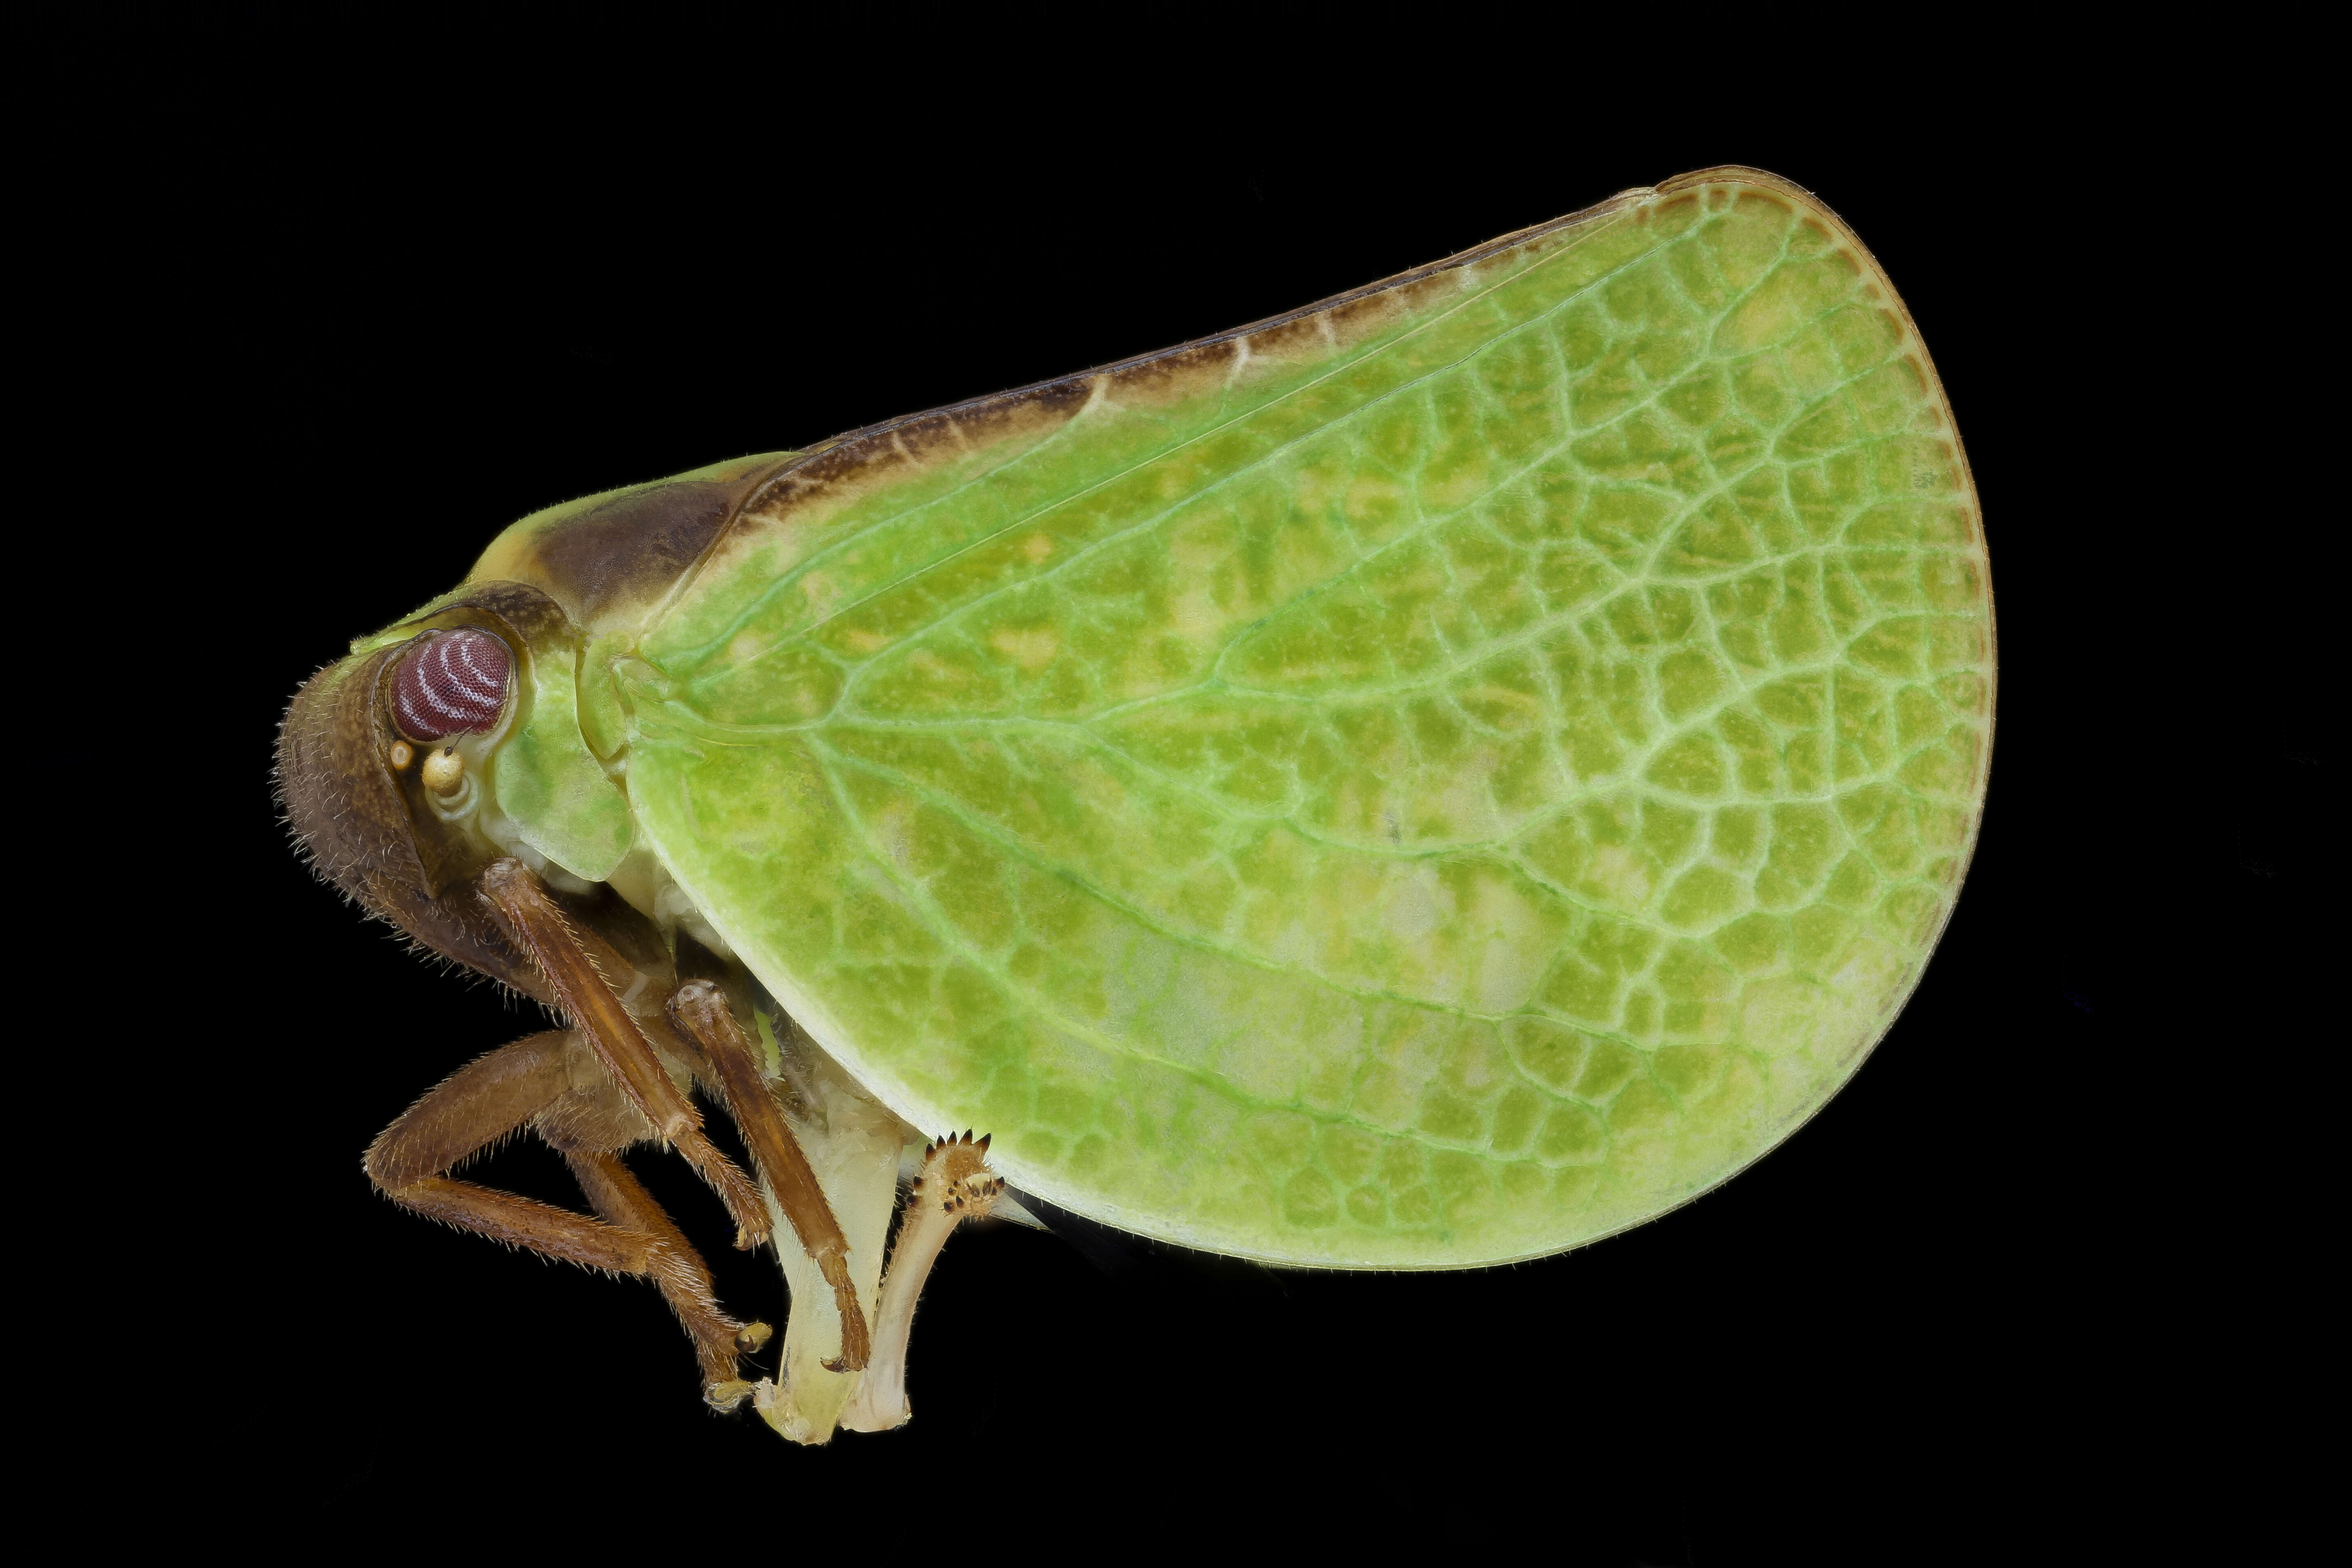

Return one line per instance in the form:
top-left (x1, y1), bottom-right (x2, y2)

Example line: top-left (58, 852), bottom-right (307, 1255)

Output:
top-left (766, 178), bottom-right (1674, 477)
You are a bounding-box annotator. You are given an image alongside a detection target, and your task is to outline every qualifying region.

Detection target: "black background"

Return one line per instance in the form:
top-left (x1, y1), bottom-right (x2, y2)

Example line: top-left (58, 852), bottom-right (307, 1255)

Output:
top-left (45, 19), bottom-right (2314, 1563)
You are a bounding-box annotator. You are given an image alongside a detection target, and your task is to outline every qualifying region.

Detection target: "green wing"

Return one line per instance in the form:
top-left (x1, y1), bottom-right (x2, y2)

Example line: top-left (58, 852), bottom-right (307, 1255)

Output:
top-left (621, 169), bottom-right (1993, 1266)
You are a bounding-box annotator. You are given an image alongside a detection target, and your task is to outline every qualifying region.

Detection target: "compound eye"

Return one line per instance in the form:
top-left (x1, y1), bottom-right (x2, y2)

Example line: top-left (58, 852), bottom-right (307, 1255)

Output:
top-left (392, 628), bottom-right (512, 740)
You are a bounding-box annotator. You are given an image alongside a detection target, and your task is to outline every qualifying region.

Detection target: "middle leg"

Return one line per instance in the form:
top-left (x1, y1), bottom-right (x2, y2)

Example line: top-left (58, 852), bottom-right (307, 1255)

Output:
top-left (668, 981), bottom-right (870, 1372)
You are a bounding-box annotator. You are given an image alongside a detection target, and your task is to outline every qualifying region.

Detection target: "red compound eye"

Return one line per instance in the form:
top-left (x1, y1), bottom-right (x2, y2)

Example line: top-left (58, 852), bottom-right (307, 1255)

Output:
top-left (392, 629), bottom-right (511, 740)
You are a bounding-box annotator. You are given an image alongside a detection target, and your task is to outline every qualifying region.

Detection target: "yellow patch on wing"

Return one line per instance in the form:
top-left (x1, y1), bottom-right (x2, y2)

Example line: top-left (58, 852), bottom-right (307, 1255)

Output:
top-left (989, 627), bottom-right (1061, 671)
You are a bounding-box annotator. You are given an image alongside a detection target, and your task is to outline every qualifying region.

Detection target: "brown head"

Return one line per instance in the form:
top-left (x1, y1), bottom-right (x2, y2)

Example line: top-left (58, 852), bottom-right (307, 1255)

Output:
top-left (275, 593), bottom-right (550, 997)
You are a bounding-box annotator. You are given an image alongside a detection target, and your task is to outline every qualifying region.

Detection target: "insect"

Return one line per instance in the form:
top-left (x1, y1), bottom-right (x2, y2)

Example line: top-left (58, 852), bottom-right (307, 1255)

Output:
top-left (279, 166), bottom-right (1992, 1444)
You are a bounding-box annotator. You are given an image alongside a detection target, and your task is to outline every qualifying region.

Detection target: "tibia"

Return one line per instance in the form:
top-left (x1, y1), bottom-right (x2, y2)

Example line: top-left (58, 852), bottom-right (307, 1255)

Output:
top-left (840, 1132), bottom-right (1004, 1433)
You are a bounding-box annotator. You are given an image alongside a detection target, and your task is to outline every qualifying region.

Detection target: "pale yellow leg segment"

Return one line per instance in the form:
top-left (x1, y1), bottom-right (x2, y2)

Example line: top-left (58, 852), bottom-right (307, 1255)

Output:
top-left (739, 1036), bottom-right (909, 1445)
top-left (840, 1132), bottom-right (1004, 1433)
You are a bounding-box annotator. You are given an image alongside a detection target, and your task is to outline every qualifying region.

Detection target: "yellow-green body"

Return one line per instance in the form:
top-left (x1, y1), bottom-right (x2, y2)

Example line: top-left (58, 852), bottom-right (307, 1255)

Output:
top-left (440, 170), bottom-right (1991, 1269)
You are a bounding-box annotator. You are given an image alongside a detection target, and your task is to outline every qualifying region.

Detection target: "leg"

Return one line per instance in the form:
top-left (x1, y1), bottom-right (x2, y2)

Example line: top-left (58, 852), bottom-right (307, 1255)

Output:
top-left (363, 1029), bottom-right (768, 1405)
top-left (477, 858), bottom-right (769, 1250)
top-left (364, 1029), bottom-right (633, 1270)
top-left (566, 1150), bottom-right (770, 1406)
top-left (530, 1047), bottom-right (777, 1402)
top-left (667, 981), bottom-right (870, 1372)
top-left (839, 1132), bottom-right (1004, 1432)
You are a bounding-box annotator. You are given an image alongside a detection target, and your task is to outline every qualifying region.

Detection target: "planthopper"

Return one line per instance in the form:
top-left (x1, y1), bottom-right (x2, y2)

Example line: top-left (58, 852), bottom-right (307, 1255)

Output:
top-left (278, 167), bottom-right (1993, 1444)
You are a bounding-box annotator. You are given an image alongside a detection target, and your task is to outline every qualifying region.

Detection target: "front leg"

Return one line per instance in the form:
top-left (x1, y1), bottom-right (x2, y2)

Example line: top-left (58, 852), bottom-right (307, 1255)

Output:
top-left (365, 1030), bottom-right (634, 1270)
top-left (565, 1150), bottom-right (770, 1407)
top-left (364, 1030), bottom-right (769, 1405)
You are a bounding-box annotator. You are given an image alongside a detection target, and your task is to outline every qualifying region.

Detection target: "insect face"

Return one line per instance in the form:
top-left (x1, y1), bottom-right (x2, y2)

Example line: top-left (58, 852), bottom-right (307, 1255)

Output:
top-left (276, 592), bottom-right (556, 995)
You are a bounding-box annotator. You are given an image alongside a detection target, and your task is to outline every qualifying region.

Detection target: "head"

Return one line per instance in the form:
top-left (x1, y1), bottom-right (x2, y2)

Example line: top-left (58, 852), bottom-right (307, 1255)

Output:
top-left (275, 584), bottom-right (571, 996)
